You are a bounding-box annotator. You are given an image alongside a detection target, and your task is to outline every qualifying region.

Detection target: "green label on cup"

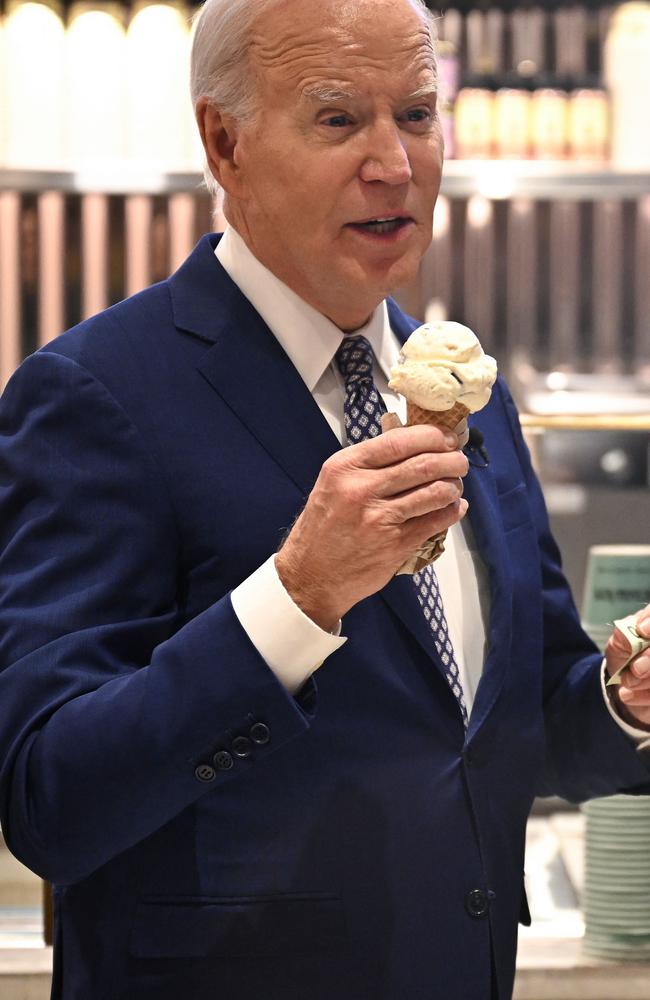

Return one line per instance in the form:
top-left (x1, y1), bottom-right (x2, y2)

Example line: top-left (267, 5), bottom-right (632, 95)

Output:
top-left (582, 548), bottom-right (650, 627)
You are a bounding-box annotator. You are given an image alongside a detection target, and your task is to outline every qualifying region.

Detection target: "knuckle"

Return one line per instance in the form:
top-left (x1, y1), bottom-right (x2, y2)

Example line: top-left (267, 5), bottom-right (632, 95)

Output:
top-left (343, 480), bottom-right (368, 507)
top-left (320, 454), bottom-right (340, 481)
top-left (380, 505), bottom-right (403, 528)
top-left (384, 433), bottom-right (404, 463)
top-left (429, 479), bottom-right (460, 507)
top-left (610, 633), bottom-right (631, 655)
top-left (364, 501), bottom-right (388, 527)
top-left (417, 454), bottom-right (438, 481)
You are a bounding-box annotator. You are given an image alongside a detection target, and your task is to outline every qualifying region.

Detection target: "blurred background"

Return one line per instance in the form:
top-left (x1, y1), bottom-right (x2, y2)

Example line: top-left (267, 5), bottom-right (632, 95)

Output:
top-left (1, 1), bottom-right (650, 997)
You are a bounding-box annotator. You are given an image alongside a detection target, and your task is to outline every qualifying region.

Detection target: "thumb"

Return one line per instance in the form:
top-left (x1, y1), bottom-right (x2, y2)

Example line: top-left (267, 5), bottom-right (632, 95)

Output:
top-left (380, 412), bottom-right (404, 433)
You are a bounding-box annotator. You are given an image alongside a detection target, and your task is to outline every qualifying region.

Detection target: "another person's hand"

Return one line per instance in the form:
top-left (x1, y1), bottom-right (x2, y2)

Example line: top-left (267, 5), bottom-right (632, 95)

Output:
top-left (605, 607), bottom-right (650, 731)
top-left (275, 426), bottom-right (468, 631)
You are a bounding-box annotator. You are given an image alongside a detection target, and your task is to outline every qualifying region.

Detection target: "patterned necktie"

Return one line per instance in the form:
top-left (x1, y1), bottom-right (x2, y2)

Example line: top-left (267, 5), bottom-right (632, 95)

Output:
top-left (335, 334), bottom-right (469, 728)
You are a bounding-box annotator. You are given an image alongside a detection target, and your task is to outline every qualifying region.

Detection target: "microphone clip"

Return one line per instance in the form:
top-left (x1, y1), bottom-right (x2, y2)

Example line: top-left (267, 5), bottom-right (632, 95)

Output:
top-left (465, 426), bottom-right (490, 468)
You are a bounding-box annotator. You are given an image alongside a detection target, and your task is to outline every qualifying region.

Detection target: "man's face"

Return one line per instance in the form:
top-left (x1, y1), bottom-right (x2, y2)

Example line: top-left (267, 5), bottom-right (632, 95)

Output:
top-left (224, 0), bottom-right (443, 329)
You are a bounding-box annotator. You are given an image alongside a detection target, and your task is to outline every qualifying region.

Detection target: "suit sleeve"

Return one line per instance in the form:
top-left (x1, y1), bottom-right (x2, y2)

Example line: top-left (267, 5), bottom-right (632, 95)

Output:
top-left (0, 351), bottom-right (315, 885)
top-left (495, 380), bottom-right (650, 802)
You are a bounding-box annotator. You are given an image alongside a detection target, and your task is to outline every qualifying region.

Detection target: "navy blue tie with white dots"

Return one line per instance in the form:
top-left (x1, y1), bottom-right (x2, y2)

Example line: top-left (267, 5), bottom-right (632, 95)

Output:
top-left (335, 334), bottom-right (469, 728)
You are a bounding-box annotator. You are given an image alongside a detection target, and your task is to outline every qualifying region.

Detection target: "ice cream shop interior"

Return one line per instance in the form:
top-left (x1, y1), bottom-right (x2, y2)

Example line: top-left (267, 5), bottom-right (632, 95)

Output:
top-left (1, 0), bottom-right (650, 997)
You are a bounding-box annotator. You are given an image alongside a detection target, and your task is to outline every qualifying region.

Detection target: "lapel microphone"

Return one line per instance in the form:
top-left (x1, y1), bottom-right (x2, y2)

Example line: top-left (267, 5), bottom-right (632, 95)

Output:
top-left (465, 426), bottom-right (490, 467)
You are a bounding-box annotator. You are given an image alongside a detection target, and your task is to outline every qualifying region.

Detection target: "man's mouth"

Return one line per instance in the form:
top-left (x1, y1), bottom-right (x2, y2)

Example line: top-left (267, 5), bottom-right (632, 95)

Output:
top-left (348, 216), bottom-right (412, 235)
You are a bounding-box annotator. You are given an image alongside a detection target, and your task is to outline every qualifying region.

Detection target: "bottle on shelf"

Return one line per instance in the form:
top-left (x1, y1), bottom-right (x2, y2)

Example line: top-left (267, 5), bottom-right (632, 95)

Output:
top-left (604, 1), bottom-right (650, 169)
top-left (567, 76), bottom-right (609, 163)
top-left (65, 2), bottom-right (128, 168)
top-left (530, 73), bottom-right (569, 160)
top-left (493, 73), bottom-right (533, 159)
top-left (2, 0), bottom-right (66, 170)
top-left (454, 74), bottom-right (495, 159)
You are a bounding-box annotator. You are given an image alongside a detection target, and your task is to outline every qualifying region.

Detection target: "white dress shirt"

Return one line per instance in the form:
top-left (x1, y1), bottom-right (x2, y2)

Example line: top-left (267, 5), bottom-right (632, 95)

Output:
top-left (215, 224), bottom-right (650, 747)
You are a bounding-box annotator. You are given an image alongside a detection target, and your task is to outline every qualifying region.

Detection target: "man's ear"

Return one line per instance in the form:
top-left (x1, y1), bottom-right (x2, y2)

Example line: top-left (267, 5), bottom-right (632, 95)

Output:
top-left (195, 98), bottom-right (246, 197)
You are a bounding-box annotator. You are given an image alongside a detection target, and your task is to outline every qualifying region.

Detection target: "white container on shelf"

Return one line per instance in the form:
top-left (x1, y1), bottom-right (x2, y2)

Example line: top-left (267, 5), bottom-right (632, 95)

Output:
top-left (64, 2), bottom-right (127, 169)
top-left (3, 0), bottom-right (66, 170)
top-left (125, 1), bottom-right (194, 172)
top-left (604, 1), bottom-right (650, 169)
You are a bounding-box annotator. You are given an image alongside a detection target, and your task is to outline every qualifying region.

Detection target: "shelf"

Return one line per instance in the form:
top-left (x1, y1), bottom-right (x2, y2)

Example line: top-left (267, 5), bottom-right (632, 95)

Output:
top-left (520, 413), bottom-right (650, 432)
top-left (0, 168), bottom-right (205, 196)
top-left (1, 162), bottom-right (649, 198)
top-left (441, 161), bottom-right (650, 200)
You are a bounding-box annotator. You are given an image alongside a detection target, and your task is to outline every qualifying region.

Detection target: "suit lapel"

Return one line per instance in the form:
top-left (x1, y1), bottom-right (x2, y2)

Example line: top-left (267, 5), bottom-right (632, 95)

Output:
top-left (169, 234), bottom-right (340, 496)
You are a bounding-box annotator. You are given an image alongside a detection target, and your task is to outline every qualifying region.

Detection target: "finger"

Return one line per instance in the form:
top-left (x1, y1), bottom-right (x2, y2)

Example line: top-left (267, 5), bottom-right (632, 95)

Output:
top-left (621, 673), bottom-right (650, 692)
top-left (372, 450), bottom-right (469, 500)
top-left (606, 612), bottom-right (650, 676)
top-left (605, 627), bottom-right (635, 675)
top-left (351, 424), bottom-right (460, 470)
top-left (380, 412), bottom-right (403, 433)
top-left (627, 651), bottom-right (650, 682)
top-left (386, 477), bottom-right (465, 522)
top-left (400, 498), bottom-right (469, 549)
top-left (617, 686), bottom-right (650, 707)
top-left (635, 609), bottom-right (650, 640)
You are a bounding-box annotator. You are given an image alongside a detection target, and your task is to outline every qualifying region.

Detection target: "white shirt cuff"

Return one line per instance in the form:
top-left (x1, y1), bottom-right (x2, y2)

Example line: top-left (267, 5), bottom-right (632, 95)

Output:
top-left (601, 659), bottom-right (650, 751)
top-left (230, 554), bottom-right (347, 695)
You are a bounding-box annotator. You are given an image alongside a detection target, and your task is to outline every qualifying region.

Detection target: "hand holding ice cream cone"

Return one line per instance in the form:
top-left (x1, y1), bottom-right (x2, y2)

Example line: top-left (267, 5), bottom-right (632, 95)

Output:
top-left (386, 321), bottom-right (497, 574)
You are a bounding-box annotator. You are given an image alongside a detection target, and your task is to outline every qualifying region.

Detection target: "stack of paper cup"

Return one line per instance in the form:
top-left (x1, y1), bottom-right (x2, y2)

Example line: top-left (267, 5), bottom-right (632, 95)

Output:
top-left (581, 545), bottom-right (650, 653)
top-left (580, 545), bottom-right (650, 959)
top-left (582, 796), bottom-right (650, 960)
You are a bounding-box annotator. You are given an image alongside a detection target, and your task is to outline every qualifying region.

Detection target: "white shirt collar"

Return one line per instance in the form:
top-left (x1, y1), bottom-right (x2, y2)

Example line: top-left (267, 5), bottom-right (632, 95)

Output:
top-left (215, 225), bottom-right (401, 390)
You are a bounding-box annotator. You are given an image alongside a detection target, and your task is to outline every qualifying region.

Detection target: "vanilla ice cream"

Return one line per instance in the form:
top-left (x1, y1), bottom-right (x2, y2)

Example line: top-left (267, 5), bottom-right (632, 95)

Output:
top-left (388, 321), bottom-right (497, 413)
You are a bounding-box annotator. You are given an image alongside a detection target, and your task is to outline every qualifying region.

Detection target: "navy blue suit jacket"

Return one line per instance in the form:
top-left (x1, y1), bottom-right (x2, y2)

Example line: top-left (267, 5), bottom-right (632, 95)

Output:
top-left (0, 233), bottom-right (649, 1000)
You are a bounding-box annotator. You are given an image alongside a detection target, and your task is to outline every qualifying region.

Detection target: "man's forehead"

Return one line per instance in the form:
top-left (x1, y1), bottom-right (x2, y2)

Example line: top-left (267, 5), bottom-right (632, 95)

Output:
top-left (249, 0), bottom-right (435, 86)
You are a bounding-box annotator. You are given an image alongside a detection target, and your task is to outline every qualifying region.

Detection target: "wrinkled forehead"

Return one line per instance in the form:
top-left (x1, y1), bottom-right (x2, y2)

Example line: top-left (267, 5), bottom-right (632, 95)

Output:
top-left (249, 0), bottom-right (436, 98)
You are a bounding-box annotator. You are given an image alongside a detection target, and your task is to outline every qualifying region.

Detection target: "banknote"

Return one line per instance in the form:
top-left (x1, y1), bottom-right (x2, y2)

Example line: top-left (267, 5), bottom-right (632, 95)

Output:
top-left (606, 614), bottom-right (650, 686)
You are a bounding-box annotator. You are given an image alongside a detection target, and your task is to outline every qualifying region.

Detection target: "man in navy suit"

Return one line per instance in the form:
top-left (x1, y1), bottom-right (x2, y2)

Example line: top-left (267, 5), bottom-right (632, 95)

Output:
top-left (2, 0), bottom-right (650, 997)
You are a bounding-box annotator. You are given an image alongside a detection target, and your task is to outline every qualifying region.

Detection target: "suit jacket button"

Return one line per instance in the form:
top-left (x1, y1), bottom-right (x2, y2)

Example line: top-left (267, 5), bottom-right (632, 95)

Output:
top-left (213, 750), bottom-right (234, 770)
top-left (466, 889), bottom-right (489, 918)
top-left (195, 764), bottom-right (216, 782)
top-left (249, 722), bottom-right (270, 745)
top-left (231, 736), bottom-right (252, 758)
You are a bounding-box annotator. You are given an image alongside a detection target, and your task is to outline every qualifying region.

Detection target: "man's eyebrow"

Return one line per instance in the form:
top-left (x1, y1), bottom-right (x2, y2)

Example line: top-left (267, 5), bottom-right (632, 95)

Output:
top-left (406, 82), bottom-right (438, 100)
top-left (300, 80), bottom-right (438, 104)
top-left (300, 83), bottom-right (359, 103)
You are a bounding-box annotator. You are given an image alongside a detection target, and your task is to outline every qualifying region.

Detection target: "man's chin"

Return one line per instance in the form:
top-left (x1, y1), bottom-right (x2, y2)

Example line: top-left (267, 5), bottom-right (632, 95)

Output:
top-left (352, 253), bottom-right (421, 299)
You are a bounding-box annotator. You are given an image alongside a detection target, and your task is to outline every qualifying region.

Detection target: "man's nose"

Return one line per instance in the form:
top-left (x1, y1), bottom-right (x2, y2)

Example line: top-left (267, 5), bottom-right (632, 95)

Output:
top-left (359, 122), bottom-right (412, 185)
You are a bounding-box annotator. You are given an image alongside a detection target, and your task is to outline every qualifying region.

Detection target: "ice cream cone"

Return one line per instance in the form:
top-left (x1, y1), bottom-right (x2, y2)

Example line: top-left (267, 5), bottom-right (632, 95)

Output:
top-left (395, 400), bottom-right (470, 574)
top-left (406, 400), bottom-right (470, 432)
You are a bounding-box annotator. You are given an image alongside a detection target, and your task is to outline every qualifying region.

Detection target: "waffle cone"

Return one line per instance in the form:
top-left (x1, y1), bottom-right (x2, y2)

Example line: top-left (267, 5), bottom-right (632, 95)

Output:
top-left (394, 399), bottom-right (470, 576)
top-left (406, 400), bottom-right (470, 431)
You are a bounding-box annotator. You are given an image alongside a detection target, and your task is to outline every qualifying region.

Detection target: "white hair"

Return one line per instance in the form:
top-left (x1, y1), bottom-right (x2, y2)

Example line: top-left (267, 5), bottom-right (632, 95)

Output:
top-left (190, 0), bottom-right (436, 202)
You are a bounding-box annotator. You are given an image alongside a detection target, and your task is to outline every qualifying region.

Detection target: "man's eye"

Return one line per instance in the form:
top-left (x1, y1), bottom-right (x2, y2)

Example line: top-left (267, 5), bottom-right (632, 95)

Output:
top-left (404, 108), bottom-right (432, 123)
top-left (322, 114), bottom-right (351, 128)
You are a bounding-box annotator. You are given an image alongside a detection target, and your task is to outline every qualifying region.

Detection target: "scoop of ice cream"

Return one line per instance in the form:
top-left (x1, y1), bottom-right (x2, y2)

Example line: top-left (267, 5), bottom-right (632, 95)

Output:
top-left (388, 321), bottom-right (497, 412)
